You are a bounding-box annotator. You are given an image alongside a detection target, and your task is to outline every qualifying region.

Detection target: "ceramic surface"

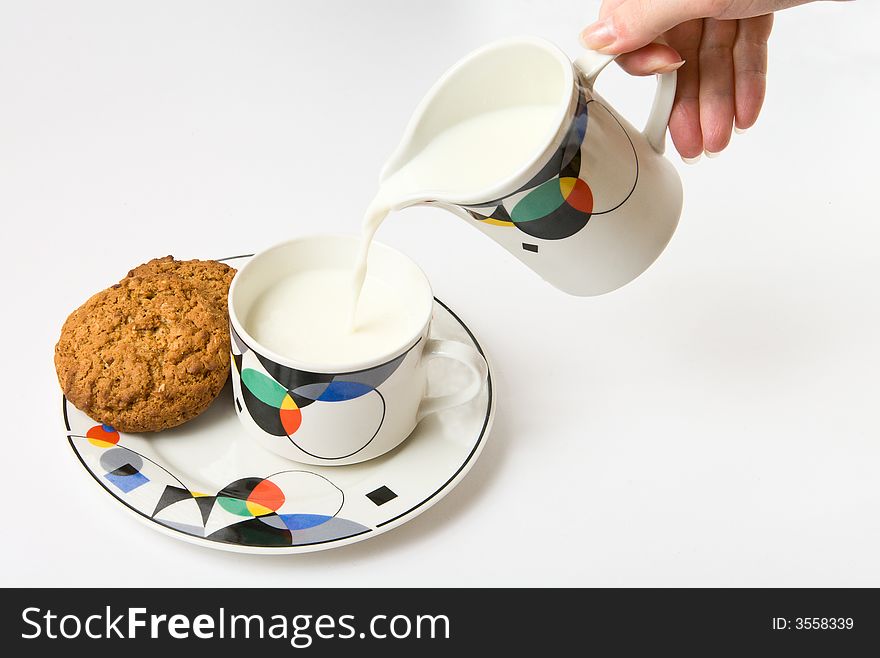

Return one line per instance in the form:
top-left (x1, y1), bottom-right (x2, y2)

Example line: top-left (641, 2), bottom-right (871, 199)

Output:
top-left (382, 37), bottom-right (683, 296)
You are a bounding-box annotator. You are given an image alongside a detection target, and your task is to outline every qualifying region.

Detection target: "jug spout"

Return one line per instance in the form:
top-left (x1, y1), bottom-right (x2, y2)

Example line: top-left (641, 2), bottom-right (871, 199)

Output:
top-left (379, 36), bottom-right (576, 208)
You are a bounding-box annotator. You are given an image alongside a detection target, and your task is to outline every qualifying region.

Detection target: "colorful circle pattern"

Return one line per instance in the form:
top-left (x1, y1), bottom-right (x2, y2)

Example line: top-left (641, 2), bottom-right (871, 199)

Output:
top-left (232, 327), bottom-right (409, 460)
top-left (76, 425), bottom-right (367, 548)
top-left (465, 82), bottom-right (637, 242)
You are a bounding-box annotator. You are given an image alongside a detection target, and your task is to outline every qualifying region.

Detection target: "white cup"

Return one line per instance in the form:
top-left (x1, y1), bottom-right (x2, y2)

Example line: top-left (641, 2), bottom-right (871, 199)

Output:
top-left (228, 235), bottom-right (489, 466)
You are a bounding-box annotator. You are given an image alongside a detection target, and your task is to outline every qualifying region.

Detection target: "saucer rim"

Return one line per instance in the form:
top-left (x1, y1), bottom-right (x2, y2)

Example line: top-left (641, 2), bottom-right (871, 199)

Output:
top-left (63, 291), bottom-right (495, 556)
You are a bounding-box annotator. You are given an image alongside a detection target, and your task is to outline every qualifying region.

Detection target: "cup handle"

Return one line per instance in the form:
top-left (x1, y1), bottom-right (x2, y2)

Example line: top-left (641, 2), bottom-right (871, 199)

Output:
top-left (416, 339), bottom-right (489, 422)
top-left (574, 49), bottom-right (678, 155)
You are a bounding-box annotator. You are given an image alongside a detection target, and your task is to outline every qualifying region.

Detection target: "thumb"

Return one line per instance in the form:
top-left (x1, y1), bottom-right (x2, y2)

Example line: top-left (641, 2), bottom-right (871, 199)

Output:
top-left (581, 0), bottom-right (720, 53)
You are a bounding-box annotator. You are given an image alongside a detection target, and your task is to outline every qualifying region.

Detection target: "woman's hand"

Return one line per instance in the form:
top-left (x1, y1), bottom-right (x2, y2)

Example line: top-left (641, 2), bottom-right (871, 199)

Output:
top-left (581, 1), bottom-right (819, 160)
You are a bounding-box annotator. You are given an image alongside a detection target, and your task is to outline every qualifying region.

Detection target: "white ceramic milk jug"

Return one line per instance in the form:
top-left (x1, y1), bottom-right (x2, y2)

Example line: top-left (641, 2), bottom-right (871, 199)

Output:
top-left (380, 37), bottom-right (683, 296)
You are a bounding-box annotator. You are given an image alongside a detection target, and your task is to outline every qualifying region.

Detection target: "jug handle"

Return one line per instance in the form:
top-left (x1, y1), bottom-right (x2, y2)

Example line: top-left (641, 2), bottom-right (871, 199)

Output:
top-left (574, 49), bottom-right (678, 155)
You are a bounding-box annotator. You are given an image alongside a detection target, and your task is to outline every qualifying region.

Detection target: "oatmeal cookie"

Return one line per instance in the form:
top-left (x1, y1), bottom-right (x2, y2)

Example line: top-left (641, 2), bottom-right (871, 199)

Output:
top-left (55, 274), bottom-right (231, 432)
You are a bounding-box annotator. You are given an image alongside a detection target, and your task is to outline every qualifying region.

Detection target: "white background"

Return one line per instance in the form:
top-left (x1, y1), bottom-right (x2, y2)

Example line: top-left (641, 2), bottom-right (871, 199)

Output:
top-left (2, 0), bottom-right (878, 587)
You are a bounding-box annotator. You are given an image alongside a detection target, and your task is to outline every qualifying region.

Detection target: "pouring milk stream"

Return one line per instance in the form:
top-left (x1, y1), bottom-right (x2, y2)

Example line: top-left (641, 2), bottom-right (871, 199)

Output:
top-left (348, 37), bottom-right (682, 330)
top-left (250, 105), bottom-right (559, 363)
top-left (351, 104), bottom-right (560, 327)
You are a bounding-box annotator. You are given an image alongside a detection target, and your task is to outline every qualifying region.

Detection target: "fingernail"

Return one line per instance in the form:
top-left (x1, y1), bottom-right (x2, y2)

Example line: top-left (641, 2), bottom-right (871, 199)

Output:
top-left (704, 150), bottom-right (721, 159)
top-left (734, 126), bottom-right (747, 135)
top-left (655, 60), bottom-right (685, 74)
top-left (580, 18), bottom-right (617, 52)
top-left (682, 154), bottom-right (701, 165)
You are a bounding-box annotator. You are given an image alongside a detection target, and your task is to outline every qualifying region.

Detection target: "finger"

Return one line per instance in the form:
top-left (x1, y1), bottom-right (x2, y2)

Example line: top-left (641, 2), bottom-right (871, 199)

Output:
top-left (665, 21), bottom-right (704, 160)
top-left (581, 0), bottom-right (719, 54)
top-left (698, 18), bottom-right (737, 155)
top-left (616, 43), bottom-right (683, 76)
top-left (732, 14), bottom-right (773, 130)
top-left (598, 0), bottom-right (628, 19)
top-left (581, 0), bottom-right (806, 55)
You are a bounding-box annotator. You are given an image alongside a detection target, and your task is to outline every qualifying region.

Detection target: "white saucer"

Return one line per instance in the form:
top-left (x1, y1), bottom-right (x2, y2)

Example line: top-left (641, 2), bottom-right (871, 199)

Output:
top-left (63, 256), bottom-right (494, 554)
